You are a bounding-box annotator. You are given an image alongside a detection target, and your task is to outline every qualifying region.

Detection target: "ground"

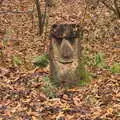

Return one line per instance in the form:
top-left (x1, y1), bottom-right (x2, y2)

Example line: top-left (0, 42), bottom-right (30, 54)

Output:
top-left (0, 0), bottom-right (120, 120)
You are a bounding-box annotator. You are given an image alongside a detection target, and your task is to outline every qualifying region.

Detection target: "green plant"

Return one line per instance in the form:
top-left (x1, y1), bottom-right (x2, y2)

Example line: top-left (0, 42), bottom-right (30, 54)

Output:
top-left (42, 76), bottom-right (57, 98)
top-left (12, 56), bottom-right (22, 66)
top-left (2, 28), bottom-right (12, 47)
top-left (110, 63), bottom-right (120, 74)
top-left (93, 52), bottom-right (107, 68)
top-left (76, 61), bottom-right (92, 86)
top-left (32, 54), bottom-right (49, 68)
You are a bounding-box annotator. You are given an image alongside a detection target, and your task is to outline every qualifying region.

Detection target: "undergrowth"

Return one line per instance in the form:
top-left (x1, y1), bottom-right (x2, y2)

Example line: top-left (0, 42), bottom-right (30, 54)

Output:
top-left (84, 52), bottom-right (120, 74)
top-left (110, 63), bottom-right (120, 74)
top-left (32, 54), bottom-right (49, 68)
top-left (42, 76), bottom-right (57, 98)
top-left (76, 60), bottom-right (92, 86)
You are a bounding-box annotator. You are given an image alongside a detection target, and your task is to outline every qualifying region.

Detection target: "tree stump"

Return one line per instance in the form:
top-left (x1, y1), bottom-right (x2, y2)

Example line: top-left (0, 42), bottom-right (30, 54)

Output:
top-left (49, 24), bottom-right (83, 87)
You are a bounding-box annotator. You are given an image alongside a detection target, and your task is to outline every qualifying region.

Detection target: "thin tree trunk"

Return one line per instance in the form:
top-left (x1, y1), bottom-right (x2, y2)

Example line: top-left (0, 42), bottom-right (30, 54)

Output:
top-left (0, 0), bottom-right (4, 4)
top-left (114, 0), bottom-right (120, 18)
top-left (34, 0), bottom-right (43, 35)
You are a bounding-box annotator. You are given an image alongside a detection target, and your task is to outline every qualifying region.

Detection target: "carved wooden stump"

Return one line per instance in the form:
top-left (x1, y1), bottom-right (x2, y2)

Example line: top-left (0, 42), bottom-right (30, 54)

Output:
top-left (49, 24), bottom-right (83, 87)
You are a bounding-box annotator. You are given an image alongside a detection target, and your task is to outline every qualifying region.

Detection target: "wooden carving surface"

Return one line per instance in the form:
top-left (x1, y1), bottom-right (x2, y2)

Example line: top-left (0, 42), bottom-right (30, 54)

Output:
top-left (49, 24), bottom-right (82, 87)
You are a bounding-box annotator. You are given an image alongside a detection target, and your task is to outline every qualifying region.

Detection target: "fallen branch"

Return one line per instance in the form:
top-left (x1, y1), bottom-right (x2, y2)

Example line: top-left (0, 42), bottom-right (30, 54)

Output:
top-left (100, 0), bottom-right (120, 19)
top-left (0, 11), bottom-right (33, 14)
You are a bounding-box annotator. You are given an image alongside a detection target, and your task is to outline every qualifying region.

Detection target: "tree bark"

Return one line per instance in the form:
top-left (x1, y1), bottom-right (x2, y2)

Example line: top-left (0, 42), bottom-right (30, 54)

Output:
top-left (114, 0), bottom-right (120, 18)
top-left (34, 0), bottom-right (43, 35)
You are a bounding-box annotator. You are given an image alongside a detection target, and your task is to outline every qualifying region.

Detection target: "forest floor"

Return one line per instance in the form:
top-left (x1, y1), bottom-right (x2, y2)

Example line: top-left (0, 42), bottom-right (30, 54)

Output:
top-left (0, 0), bottom-right (120, 120)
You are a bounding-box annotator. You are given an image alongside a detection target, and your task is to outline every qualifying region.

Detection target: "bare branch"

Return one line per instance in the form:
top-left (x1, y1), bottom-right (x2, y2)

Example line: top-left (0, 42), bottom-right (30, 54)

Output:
top-left (100, 0), bottom-right (120, 18)
top-left (101, 0), bottom-right (116, 13)
top-left (42, 0), bottom-right (47, 25)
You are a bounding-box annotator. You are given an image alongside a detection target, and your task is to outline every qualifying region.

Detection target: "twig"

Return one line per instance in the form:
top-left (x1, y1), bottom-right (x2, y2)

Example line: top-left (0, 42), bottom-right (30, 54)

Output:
top-left (101, 0), bottom-right (116, 13)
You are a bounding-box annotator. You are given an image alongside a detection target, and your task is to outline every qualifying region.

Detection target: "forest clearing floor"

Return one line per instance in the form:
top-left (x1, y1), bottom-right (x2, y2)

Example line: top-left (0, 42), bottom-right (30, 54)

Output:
top-left (0, 34), bottom-right (120, 120)
top-left (0, 0), bottom-right (120, 120)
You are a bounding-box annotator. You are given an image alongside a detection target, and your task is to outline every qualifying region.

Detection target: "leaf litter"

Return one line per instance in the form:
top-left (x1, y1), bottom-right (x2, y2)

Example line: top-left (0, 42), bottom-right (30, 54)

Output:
top-left (0, 0), bottom-right (120, 120)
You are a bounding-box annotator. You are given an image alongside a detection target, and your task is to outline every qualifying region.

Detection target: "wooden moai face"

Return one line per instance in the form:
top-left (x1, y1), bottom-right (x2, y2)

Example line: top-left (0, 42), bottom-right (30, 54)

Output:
top-left (49, 24), bottom-right (81, 87)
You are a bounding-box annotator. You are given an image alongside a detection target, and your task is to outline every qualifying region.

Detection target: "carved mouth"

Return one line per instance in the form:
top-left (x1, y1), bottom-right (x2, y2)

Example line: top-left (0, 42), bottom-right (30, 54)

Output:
top-left (59, 58), bottom-right (73, 64)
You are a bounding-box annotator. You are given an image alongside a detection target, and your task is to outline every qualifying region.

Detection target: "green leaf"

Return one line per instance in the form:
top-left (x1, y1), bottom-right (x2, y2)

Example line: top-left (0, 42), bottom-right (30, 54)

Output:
top-left (42, 76), bottom-right (56, 98)
top-left (32, 54), bottom-right (49, 68)
top-left (12, 56), bottom-right (22, 66)
top-left (110, 63), bottom-right (120, 74)
top-left (76, 61), bottom-right (92, 86)
top-left (94, 52), bottom-right (106, 68)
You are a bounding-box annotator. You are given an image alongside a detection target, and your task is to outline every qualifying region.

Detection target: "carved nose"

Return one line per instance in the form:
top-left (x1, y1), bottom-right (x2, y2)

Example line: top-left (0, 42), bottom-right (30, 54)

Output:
top-left (61, 39), bottom-right (73, 59)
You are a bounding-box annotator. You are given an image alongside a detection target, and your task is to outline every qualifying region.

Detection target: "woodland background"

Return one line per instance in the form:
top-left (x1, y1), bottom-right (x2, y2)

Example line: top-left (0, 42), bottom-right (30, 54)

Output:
top-left (0, 0), bottom-right (120, 120)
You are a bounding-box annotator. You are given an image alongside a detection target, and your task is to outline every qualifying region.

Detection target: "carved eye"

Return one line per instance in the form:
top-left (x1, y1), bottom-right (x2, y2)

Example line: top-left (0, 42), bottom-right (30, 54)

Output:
top-left (56, 38), bottom-right (63, 44)
top-left (52, 24), bottom-right (57, 29)
top-left (68, 38), bottom-right (74, 44)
